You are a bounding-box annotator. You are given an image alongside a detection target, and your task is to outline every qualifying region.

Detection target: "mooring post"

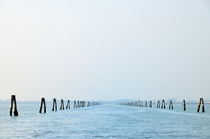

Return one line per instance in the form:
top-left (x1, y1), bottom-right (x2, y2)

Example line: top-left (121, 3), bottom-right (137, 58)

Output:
top-left (66, 100), bottom-right (70, 109)
top-left (39, 98), bottom-right (46, 113)
top-left (60, 99), bottom-right (65, 110)
top-left (161, 100), bottom-right (166, 109)
top-left (74, 101), bottom-right (76, 108)
top-left (145, 101), bottom-right (148, 107)
top-left (169, 100), bottom-right (173, 110)
top-left (149, 101), bottom-right (152, 108)
top-left (52, 98), bottom-right (57, 111)
top-left (183, 99), bottom-right (186, 111)
top-left (10, 95), bottom-right (19, 116)
top-left (77, 101), bottom-right (80, 108)
top-left (157, 100), bottom-right (160, 108)
top-left (197, 98), bottom-right (205, 112)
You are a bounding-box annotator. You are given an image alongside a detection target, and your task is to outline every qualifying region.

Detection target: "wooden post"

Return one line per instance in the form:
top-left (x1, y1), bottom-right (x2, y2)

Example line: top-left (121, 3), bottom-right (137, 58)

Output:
top-left (52, 98), bottom-right (57, 111)
top-left (87, 101), bottom-right (90, 107)
top-left (161, 100), bottom-right (166, 109)
top-left (145, 101), bottom-right (148, 107)
top-left (66, 100), bottom-right (70, 109)
top-left (157, 100), bottom-right (160, 108)
top-left (149, 101), bottom-right (152, 108)
top-left (197, 98), bottom-right (205, 112)
top-left (60, 99), bottom-right (65, 110)
top-left (74, 101), bottom-right (76, 108)
top-left (183, 99), bottom-right (186, 111)
top-left (77, 101), bottom-right (80, 108)
top-left (39, 98), bottom-right (46, 113)
top-left (169, 100), bottom-right (173, 110)
top-left (10, 95), bottom-right (19, 116)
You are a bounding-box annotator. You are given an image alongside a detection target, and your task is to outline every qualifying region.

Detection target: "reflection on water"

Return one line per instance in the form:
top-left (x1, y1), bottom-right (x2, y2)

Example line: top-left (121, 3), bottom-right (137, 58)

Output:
top-left (0, 102), bottom-right (210, 138)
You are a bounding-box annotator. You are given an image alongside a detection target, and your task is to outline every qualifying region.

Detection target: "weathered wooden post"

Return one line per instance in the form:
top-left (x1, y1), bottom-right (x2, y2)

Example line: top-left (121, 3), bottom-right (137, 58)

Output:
top-left (145, 101), bottom-right (148, 107)
top-left (39, 98), bottom-right (46, 113)
top-left (77, 101), bottom-right (80, 108)
top-left (66, 100), bottom-right (70, 109)
top-left (52, 98), bottom-right (57, 111)
top-left (157, 100), bottom-right (160, 108)
top-left (169, 100), bottom-right (173, 110)
top-left (197, 98), bottom-right (205, 112)
top-left (87, 101), bottom-right (90, 107)
top-left (10, 95), bottom-right (19, 116)
top-left (74, 101), bottom-right (76, 108)
top-left (183, 99), bottom-right (186, 111)
top-left (161, 100), bottom-right (166, 109)
top-left (149, 101), bottom-right (152, 108)
top-left (60, 99), bottom-right (65, 110)
top-left (140, 101), bottom-right (143, 107)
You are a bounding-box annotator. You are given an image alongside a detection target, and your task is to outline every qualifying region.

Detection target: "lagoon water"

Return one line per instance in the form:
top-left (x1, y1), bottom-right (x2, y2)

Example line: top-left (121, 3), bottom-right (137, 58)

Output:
top-left (0, 101), bottom-right (210, 139)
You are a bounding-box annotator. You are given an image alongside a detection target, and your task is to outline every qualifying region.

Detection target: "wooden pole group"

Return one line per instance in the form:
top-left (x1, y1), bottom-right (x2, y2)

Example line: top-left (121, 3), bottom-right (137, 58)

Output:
top-left (66, 100), bottom-right (70, 109)
top-left (60, 99), bottom-right (65, 110)
top-left (157, 100), bottom-right (160, 108)
top-left (39, 98), bottom-right (46, 113)
top-left (149, 101), bottom-right (152, 108)
top-left (197, 98), bottom-right (205, 112)
top-left (10, 95), bottom-right (19, 116)
top-left (169, 100), bottom-right (173, 110)
top-left (52, 98), bottom-right (57, 111)
top-left (161, 100), bottom-right (166, 109)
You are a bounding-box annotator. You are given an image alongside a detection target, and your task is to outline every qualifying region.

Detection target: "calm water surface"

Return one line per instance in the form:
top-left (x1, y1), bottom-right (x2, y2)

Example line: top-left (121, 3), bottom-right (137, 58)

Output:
top-left (0, 102), bottom-right (210, 139)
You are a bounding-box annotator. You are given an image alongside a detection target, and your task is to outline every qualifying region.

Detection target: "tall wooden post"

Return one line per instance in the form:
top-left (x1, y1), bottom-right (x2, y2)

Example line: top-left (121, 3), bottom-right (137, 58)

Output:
top-left (183, 99), bottom-right (186, 111)
top-left (10, 95), bottom-right (19, 116)
top-left (52, 98), bottom-right (57, 111)
top-left (197, 98), bottom-right (205, 112)
top-left (39, 98), bottom-right (46, 113)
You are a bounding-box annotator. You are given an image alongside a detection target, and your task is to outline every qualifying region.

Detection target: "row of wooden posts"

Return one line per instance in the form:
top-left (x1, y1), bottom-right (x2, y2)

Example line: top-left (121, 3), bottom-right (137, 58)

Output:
top-left (123, 98), bottom-right (206, 113)
top-left (9, 95), bottom-right (98, 116)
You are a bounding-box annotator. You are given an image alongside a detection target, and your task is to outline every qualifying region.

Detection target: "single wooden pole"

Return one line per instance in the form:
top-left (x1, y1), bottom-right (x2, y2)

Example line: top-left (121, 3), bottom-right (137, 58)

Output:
top-left (39, 98), bottom-right (46, 113)
top-left (77, 101), bottom-right (80, 108)
top-left (52, 98), bottom-right (57, 111)
top-left (183, 99), bottom-right (186, 111)
top-left (197, 98), bottom-right (205, 112)
top-left (66, 100), bottom-right (70, 109)
top-left (60, 99), bottom-right (65, 110)
top-left (10, 95), bottom-right (19, 116)
top-left (74, 101), bottom-right (76, 108)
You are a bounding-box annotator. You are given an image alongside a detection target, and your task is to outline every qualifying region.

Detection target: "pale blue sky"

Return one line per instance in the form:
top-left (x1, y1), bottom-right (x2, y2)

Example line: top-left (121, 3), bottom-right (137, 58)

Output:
top-left (0, 0), bottom-right (210, 100)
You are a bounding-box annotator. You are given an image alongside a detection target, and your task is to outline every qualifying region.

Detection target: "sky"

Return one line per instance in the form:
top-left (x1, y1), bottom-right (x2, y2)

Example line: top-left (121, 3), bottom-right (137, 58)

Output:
top-left (0, 0), bottom-right (210, 101)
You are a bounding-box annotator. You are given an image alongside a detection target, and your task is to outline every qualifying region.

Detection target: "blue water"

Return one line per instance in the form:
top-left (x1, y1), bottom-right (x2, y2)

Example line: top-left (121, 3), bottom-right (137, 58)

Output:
top-left (0, 102), bottom-right (210, 138)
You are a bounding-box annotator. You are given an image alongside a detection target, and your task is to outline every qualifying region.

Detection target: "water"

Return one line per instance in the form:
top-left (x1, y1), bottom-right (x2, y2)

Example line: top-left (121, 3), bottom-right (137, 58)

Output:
top-left (0, 101), bottom-right (210, 139)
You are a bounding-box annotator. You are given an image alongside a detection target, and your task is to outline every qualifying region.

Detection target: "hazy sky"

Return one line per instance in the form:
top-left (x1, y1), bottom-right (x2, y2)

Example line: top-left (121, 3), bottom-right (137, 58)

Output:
top-left (0, 0), bottom-right (210, 101)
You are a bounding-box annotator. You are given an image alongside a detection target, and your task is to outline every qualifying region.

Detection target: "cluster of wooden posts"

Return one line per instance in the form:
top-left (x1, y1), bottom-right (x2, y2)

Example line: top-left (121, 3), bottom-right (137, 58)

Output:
top-left (123, 98), bottom-right (206, 113)
top-left (9, 95), bottom-right (98, 117)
